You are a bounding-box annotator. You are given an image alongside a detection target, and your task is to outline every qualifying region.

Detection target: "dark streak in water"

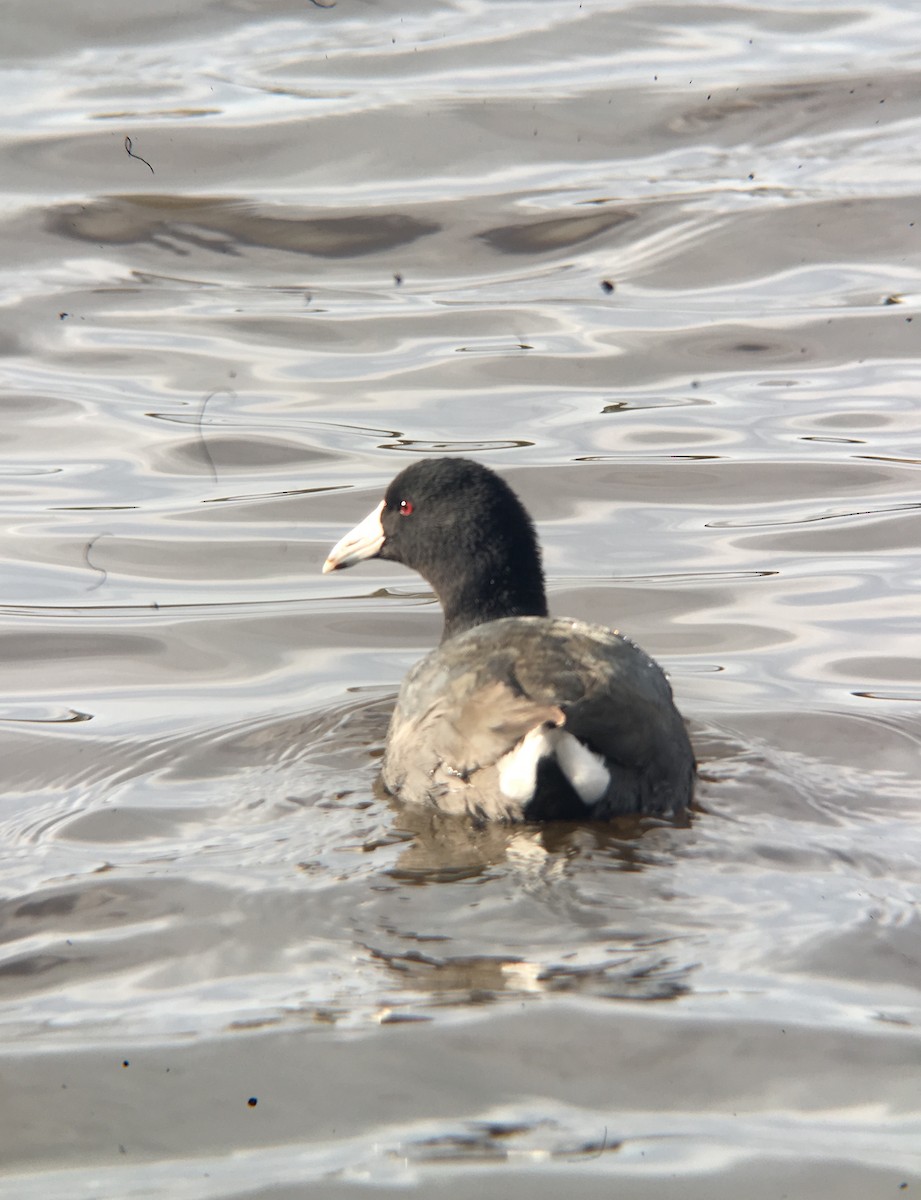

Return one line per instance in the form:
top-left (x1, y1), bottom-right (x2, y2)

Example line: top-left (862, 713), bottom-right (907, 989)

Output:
top-left (380, 438), bottom-right (533, 453)
top-left (853, 690), bottom-right (921, 702)
top-left (707, 501), bottom-right (920, 529)
top-left (566, 1125), bottom-right (611, 1160)
top-left (124, 136), bottom-right (154, 174)
top-left (200, 483), bottom-right (349, 503)
top-left (83, 533), bottom-right (111, 591)
top-left (197, 390), bottom-right (236, 485)
top-left (0, 709), bottom-right (93, 725)
top-left (0, 595), bottom-right (352, 619)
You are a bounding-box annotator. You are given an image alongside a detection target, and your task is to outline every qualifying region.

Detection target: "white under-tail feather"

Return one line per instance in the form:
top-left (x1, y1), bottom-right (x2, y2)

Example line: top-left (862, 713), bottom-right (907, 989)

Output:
top-left (497, 723), bottom-right (610, 805)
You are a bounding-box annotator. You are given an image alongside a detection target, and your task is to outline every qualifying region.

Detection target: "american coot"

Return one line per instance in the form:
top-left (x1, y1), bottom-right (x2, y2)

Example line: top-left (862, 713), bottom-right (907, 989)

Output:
top-left (323, 457), bottom-right (695, 821)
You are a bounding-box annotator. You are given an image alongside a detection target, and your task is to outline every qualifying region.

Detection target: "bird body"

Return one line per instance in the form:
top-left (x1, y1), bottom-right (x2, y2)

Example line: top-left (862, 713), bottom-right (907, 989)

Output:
top-left (323, 458), bottom-right (694, 821)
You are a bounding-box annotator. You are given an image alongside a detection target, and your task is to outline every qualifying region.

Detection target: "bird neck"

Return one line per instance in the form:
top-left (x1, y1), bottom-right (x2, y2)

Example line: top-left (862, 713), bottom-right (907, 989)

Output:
top-left (436, 553), bottom-right (549, 642)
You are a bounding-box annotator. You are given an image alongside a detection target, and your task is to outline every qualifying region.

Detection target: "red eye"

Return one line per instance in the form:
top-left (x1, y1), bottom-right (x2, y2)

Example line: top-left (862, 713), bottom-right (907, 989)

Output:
top-left (399, 499), bottom-right (414, 516)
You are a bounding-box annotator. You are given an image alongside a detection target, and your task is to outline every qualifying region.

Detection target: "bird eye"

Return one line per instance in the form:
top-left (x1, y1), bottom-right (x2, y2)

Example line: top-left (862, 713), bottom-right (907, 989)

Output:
top-left (399, 499), bottom-right (414, 516)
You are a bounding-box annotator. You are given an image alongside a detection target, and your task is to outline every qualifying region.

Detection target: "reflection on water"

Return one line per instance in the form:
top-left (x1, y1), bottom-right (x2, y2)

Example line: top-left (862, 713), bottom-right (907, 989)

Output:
top-left (2, 0), bottom-right (921, 1195)
top-left (49, 197), bottom-right (442, 258)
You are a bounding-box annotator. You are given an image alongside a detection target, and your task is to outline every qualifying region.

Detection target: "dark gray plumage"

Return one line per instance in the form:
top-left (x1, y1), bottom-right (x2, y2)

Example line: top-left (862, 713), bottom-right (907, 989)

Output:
top-left (323, 457), bottom-right (695, 821)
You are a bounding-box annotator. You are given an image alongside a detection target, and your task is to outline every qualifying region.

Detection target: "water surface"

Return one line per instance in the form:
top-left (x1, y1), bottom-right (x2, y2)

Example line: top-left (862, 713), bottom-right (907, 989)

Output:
top-left (1, 0), bottom-right (920, 1195)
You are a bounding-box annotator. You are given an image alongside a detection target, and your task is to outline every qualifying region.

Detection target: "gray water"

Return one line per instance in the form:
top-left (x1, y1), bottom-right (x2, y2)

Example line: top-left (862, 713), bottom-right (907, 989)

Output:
top-left (2, 0), bottom-right (921, 1195)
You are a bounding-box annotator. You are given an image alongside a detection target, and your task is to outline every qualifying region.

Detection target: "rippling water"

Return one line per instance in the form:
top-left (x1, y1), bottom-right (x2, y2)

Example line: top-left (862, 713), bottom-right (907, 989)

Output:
top-left (2, 1), bottom-right (921, 1195)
